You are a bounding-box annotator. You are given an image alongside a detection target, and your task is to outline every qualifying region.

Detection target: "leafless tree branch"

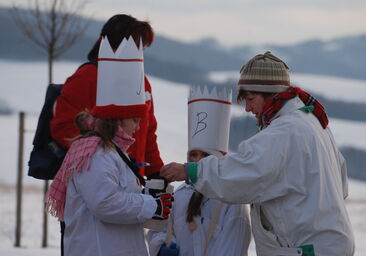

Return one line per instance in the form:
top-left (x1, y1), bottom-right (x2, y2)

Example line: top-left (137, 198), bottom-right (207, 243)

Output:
top-left (9, 0), bottom-right (91, 247)
top-left (10, 0), bottom-right (90, 84)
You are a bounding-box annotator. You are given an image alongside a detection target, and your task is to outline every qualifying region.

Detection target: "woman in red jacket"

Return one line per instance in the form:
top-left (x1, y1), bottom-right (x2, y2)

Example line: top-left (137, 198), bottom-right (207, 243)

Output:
top-left (51, 14), bottom-right (163, 178)
top-left (50, 14), bottom-right (164, 255)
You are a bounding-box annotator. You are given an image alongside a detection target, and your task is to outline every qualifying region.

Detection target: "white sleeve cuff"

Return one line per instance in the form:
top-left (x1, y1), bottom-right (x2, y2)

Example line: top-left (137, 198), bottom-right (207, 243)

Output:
top-left (137, 194), bottom-right (157, 222)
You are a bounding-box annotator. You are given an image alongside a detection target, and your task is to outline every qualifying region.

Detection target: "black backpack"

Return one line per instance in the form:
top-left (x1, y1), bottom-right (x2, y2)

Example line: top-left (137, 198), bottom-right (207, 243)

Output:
top-left (28, 62), bottom-right (96, 180)
top-left (28, 83), bottom-right (66, 179)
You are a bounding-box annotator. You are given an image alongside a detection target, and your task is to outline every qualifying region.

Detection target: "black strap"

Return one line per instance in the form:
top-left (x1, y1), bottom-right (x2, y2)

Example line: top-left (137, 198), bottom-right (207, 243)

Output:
top-left (113, 143), bottom-right (146, 186)
top-left (78, 132), bottom-right (145, 186)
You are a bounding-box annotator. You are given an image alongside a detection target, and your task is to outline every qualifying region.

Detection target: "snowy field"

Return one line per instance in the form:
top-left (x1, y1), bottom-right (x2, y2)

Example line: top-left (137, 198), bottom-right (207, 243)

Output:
top-left (0, 61), bottom-right (366, 255)
top-left (1, 181), bottom-right (365, 255)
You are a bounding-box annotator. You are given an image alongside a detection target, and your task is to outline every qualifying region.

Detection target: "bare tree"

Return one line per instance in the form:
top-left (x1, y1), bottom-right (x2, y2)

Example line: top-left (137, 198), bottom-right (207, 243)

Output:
top-left (11, 0), bottom-right (90, 84)
top-left (10, 0), bottom-right (90, 248)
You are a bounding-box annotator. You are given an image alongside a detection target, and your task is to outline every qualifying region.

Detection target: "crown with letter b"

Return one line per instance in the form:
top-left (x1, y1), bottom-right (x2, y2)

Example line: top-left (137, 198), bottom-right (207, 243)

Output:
top-left (188, 86), bottom-right (232, 157)
top-left (91, 36), bottom-right (147, 119)
top-left (188, 86), bottom-right (232, 104)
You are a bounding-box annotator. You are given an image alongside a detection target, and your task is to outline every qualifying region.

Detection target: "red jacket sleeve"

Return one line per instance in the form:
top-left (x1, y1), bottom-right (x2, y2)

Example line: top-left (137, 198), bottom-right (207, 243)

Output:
top-left (127, 77), bottom-right (164, 177)
top-left (50, 64), bottom-right (97, 149)
top-left (144, 84), bottom-right (164, 176)
top-left (51, 66), bottom-right (163, 176)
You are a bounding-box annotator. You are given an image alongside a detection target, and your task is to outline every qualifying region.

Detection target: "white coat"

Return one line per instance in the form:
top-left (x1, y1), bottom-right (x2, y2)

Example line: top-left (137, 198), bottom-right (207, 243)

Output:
top-left (148, 183), bottom-right (251, 256)
top-left (64, 147), bottom-right (157, 256)
top-left (193, 97), bottom-right (355, 256)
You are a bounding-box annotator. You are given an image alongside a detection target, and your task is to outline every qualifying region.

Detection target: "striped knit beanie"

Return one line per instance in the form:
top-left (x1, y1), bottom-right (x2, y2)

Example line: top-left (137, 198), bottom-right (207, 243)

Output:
top-left (238, 51), bottom-right (290, 93)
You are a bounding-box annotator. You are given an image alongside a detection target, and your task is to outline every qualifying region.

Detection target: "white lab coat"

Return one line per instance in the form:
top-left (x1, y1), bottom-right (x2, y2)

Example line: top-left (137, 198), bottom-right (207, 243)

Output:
top-left (64, 147), bottom-right (157, 256)
top-left (194, 97), bottom-right (355, 256)
top-left (148, 183), bottom-right (251, 256)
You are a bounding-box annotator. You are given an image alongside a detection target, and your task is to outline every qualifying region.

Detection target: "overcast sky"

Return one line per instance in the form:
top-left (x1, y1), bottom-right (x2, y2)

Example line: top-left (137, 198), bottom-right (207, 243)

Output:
top-left (3, 0), bottom-right (366, 47)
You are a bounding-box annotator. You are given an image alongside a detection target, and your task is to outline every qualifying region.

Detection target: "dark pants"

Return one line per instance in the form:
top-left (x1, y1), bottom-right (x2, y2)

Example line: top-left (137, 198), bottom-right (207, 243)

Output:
top-left (60, 221), bottom-right (65, 256)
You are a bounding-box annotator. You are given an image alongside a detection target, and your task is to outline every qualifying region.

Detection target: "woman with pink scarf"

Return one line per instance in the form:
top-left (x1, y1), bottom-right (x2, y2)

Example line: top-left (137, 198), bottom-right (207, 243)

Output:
top-left (46, 36), bottom-right (173, 256)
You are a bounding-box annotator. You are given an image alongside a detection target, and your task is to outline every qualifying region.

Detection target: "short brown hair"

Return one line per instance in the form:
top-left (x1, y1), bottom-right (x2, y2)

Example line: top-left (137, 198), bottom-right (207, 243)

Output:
top-left (237, 89), bottom-right (275, 103)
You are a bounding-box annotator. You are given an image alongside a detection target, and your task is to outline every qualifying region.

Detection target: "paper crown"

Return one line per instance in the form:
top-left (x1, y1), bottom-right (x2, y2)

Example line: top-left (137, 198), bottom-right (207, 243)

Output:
top-left (188, 86), bottom-right (232, 157)
top-left (91, 36), bottom-right (147, 119)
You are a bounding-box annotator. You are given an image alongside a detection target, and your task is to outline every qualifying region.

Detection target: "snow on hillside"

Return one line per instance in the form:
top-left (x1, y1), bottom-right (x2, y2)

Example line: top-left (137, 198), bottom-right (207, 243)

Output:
top-left (0, 61), bottom-right (366, 255)
top-left (0, 61), bottom-right (80, 115)
top-left (209, 71), bottom-right (366, 104)
top-left (330, 118), bottom-right (366, 150)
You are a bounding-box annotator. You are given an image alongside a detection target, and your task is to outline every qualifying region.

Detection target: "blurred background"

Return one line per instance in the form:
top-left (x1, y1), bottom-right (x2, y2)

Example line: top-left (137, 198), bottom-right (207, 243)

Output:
top-left (0, 0), bottom-right (365, 255)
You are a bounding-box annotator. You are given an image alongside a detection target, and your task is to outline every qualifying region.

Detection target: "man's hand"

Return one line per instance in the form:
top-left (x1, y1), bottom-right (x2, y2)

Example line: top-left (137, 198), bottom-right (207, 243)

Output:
top-left (160, 162), bottom-right (186, 182)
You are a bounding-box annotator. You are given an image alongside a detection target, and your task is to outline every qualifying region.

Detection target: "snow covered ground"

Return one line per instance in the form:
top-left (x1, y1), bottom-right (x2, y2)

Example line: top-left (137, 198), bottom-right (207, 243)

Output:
top-left (1, 180), bottom-right (365, 255)
top-left (0, 61), bottom-right (366, 255)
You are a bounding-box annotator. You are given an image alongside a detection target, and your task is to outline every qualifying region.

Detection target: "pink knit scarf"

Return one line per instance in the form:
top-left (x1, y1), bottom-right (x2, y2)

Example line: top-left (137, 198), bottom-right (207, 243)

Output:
top-left (46, 126), bottom-right (135, 221)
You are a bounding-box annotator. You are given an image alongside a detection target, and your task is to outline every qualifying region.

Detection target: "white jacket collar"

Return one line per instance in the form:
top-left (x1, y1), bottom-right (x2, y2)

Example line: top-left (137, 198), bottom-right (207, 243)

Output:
top-left (272, 96), bottom-right (305, 121)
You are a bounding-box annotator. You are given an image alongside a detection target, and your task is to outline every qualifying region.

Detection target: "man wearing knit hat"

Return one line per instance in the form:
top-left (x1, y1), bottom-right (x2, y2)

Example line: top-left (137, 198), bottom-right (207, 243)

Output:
top-left (161, 51), bottom-right (355, 256)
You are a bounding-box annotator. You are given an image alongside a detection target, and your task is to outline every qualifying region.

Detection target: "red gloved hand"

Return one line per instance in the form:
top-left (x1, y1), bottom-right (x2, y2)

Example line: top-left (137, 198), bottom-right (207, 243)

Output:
top-left (153, 193), bottom-right (173, 220)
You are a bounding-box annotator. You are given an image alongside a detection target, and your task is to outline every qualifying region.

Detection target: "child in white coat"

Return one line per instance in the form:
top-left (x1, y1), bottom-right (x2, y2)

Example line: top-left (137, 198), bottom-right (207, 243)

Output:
top-left (47, 36), bottom-right (173, 256)
top-left (148, 86), bottom-right (251, 256)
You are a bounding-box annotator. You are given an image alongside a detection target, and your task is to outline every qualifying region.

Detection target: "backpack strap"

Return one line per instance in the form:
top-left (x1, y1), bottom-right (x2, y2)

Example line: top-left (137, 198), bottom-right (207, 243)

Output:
top-left (112, 142), bottom-right (146, 186)
top-left (69, 131), bottom-right (145, 186)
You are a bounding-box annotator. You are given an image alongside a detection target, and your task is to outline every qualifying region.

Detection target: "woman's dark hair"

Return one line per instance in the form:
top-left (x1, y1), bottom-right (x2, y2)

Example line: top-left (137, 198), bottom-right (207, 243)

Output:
top-left (237, 89), bottom-right (275, 103)
top-left (74, 111), bottom-right (120, 149)
top-left (87, 14), bottom-right (154, 61)
top-left (186, 191), bottom-right (204, 223)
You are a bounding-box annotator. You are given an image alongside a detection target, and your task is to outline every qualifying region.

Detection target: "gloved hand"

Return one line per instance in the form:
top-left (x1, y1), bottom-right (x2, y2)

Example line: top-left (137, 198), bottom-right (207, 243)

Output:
top-left (143, 177), bottom-right (168, 198)
top-left (144, 187), bottom-right (165, 198)
top-left (158, 242), bottom-right (180, 256)
top-left (153, 193), bottom-right (173, 220)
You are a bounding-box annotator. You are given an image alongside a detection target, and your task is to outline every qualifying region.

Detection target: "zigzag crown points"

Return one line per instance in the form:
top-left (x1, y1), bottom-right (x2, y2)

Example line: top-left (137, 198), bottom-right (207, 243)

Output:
top-left (189, 85), bottom-right (232, 103)
top-left (99, 36), bottom-right (143, 60)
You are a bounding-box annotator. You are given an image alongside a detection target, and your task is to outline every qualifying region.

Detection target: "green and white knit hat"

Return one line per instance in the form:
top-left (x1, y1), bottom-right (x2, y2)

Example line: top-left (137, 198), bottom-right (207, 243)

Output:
top-left (238, 51), bottom-right (290, 93)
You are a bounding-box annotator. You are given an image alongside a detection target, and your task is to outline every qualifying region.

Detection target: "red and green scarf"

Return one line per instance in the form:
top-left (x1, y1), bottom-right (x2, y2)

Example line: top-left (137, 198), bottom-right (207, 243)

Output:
top-left (258, 87), bottom-right (329, 130)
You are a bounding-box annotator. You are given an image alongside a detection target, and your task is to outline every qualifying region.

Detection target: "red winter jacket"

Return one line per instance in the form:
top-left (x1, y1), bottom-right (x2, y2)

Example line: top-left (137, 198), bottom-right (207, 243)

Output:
top-left (50, 63), bottom-right (163, 176)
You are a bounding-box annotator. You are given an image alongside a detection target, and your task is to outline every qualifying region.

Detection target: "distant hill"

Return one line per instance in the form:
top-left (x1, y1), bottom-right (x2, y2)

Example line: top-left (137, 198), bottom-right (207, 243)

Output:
top-left (1, 6), bottom-right (366, 81)
top-left (1, 6), bottom-right (366, 122)
top-left (0, 7), bottom-right (208, 85)
top-left (243, 35), bottom-right (366, 80)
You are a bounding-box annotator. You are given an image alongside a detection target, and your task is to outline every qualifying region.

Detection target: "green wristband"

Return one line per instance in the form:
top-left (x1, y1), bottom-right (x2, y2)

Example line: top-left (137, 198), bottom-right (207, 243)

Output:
top-left (187, 162), bottom-right (198, 184)
top-left (298, 244), bottom-right (315, 256)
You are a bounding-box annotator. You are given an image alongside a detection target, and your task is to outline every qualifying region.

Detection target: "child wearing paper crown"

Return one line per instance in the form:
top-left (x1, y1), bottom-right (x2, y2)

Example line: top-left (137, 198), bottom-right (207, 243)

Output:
top-left (51, 14), bottom-right (163, 178)
top-left (148, 87), bottom-right (251, 256)
top-left (46, 37), bottom-right (173, 256)
top-left (50, 14), bottom-right (164, 255)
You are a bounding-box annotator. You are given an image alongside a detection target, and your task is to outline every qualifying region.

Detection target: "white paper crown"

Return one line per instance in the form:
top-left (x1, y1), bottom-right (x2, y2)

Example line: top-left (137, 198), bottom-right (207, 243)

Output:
top-left (98, 36), bottom-right (144, 60)
top-left (92, 36), bottom-right (147, 119)
top-left (188, 86), bottom-right (232, 157)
